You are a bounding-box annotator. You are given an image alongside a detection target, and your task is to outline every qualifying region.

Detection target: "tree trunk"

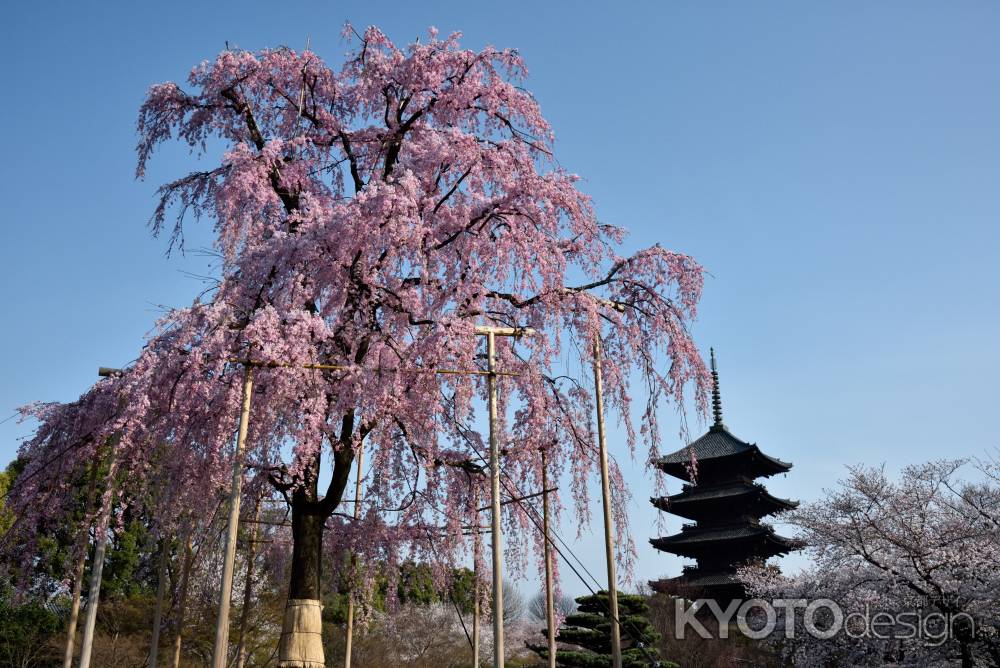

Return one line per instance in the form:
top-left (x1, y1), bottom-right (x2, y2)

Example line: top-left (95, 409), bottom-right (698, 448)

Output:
top-left (278, 496), bottom-right (326, 667)
top-left (276, 424), bottom-right (358, 667)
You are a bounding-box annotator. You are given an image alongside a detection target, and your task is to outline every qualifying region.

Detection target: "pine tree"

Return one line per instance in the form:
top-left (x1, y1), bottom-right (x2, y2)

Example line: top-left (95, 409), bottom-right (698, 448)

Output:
top-left (529, 590), bottom-right (675, 667)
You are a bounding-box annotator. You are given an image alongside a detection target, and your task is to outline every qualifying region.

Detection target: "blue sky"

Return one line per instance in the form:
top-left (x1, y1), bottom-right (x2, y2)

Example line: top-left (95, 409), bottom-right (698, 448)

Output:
top-left (2, 1), bottom-right (999, 597)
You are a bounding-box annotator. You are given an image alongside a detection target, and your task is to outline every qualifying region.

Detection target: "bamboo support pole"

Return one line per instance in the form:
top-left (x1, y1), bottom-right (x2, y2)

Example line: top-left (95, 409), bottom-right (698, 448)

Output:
top-left (541, 451), bottom-right (557, 668)
top-left (169, 533), bottom-right (194, 668)
top-left (62, 457), bottom-right (100, 668)
top-left (592, 339), bottom-right (622, 668)
top-left (343, 445), bottom-right (365, 668)
top-left (210, 364), bottom-right (255, 668)
top-left (235, 499), bottom-right (262, 668)
top-left (148, 539), bottom-right (169, 668)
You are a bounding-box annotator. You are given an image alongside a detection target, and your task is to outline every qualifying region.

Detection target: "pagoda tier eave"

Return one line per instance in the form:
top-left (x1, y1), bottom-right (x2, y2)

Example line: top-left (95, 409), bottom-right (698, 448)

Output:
top-left (650, 484), bottom-right (799, 520)
top-left (655, 447), bottom-right (792, 482)
top-left (649, 528), bottom-right (802, 560)
top-left (649, 574), bottom-right (745, 600)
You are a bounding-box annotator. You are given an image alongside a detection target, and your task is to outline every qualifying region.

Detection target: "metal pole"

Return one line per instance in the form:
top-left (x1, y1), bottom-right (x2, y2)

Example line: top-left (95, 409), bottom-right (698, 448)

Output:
top-left (541, 450), bottom-right (557, 668)
top-left (148, 539), bottom-right (169, 668)
top-left (210, 364), bottom-right (255, 668)
top-left (344, 445), bottom-right (365, 668)
top-left (593, 338), bottom-right (622, 668)
top-left (485, 330), bottom-right (505, 668)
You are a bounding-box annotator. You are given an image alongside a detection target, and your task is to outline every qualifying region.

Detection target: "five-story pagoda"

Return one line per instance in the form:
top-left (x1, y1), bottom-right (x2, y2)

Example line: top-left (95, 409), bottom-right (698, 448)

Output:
top-left (650, 350), bottom-right (800, 601)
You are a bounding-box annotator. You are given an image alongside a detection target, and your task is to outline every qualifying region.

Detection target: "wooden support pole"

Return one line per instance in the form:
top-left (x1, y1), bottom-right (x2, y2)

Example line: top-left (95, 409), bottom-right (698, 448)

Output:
top-left (79, 370), bottom-right (127, 668)
top-left (541, 450), bottom-right (557, 668)
top-left (211, 364), bottom-right (255, 668)
top-left (62, 540), bottom-right (89, 668)
top-left (472, 489), bottom-right (481, 668)
top-left (62, 457), bottom-right (100, 668)
top-left (235, 499), bottom-right (262, 668)
top-left (472, 325), bottom-right (533, 668)
top-left (77, 462), bottom-right (118, 668)
top-left (148, 539), bottom-right (169, 668)
top-left (485, 330), bottom-right (504, 668)
top-left (343, 445), bottom-right (365, 668)
top-left (169, 533), bottom-right (194, 668)
top-left (593, 338), bottom-right (622, 668)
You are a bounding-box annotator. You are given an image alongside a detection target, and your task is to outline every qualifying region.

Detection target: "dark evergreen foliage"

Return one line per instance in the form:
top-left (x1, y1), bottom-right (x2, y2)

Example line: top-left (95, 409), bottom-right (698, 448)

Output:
top-left (529, 590), bottom-right (675, 667)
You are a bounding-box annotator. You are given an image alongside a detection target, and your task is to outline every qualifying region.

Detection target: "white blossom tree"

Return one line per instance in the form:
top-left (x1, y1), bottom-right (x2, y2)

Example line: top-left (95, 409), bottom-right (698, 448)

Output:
top-left (741, 456), bottom-right (1000, 667)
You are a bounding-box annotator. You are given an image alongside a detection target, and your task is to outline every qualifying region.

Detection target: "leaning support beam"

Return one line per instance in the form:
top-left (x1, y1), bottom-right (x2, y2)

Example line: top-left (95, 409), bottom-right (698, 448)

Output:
top-left (77, 443), bottom-right (120, 668)
top-left (62, 458), bottom-right (100, 668)
top-left (79, 369), bottom-right (125, 668)
top-left (210, 364), bottom-right (255, 668)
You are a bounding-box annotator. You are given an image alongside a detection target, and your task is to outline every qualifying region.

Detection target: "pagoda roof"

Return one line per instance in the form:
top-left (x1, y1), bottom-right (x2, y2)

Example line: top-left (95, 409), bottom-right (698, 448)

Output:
top-left (650, 523), bottom-right (801, 558)
top-left (667, 481), bottom-right (797, 507)
top-left (654, 425), bottom-right (792, 480)
top-left (680, 571), bottom-right (741, 588)
top-left (652, 481), bottom-right (798, 519)
top-left (649, 571), bottom-right (745, 598)
top-left (654, 524), bottom-right (772, 545)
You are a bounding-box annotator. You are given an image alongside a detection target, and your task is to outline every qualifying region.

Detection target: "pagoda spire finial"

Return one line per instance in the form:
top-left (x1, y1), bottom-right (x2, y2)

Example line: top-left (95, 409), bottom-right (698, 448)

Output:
top-left (710, 348), bottom-right (724, 429)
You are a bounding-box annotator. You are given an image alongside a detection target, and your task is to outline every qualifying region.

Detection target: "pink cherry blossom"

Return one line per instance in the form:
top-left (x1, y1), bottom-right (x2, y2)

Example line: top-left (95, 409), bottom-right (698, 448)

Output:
top-left (6, 25), bottom-right (710, 661)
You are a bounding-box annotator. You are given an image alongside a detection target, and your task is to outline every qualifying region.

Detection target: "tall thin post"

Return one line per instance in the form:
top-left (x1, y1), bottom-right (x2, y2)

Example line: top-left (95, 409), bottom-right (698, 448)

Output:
top-left (472, 490), bottom-right (481, 668)
top-left (148, 539), bottom-right (169, 668)
top-left (62, 542), bottom-right (89, 668)
top-left (592, 338), bottom-right (622, 668)
top-left (79, 368), bottom-right (124, 668)
top-left (473, 325), bottom-right (534, 668)
top-left (62, 458), bottom-right (100, 668)
top-left (78, 446), bottom-right (120, 668)
top-left (170, 533), bottom-right (194, 668)
top-left (541, 450), bottom-right (557, 668)
top-left (211, 364), bottom-right (255, 668)
top-left (485, 330), bottom-right (504, 668)
top-left (235, 499), bottom-right (262, 668)
top-left (344, 445), bottom-right (365, 668)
